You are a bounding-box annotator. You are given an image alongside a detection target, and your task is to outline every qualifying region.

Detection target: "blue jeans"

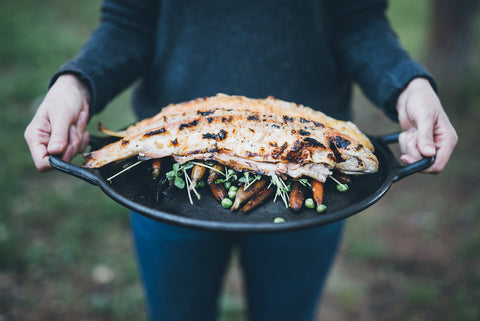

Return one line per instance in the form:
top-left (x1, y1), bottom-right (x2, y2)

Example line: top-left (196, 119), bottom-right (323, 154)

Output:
top-left (131, 212), bottom-right (343, 321)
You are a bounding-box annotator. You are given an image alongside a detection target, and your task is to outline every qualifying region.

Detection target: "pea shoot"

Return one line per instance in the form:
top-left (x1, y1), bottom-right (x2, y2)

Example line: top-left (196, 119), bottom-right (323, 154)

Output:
top-left (329, 175), bottom-right (349, 192)
top-left (294, 178), bottom-right (311, 188)
top-left (107, 160), bottom-right (144, 183)
top-left (166, 162), bottom-right (201, 204)
top-left (239, 172), bottom-right (263, 190)
top-left (214, 168), bottom-right (238, 186)
top-left (268, 174), bottom-right (291, 208)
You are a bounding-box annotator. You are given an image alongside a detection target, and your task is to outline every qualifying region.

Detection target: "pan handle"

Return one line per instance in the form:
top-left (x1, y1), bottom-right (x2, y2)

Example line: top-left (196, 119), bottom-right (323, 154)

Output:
top-left (49, 155), bottom-right (100, 186)
top-left (375, 132), bottom-right (435, 182)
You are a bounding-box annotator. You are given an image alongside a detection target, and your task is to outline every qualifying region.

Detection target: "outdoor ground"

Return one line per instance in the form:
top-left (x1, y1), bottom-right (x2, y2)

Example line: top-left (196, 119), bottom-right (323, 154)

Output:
top-left (0, 1), bottom-right (478, 320)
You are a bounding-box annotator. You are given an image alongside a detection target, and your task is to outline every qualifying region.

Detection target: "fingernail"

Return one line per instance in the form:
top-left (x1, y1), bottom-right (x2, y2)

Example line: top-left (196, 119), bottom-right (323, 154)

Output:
top-left (424, 145), bottom-right (435, 155)
top-left (49, 142), bottom-right (63, 151)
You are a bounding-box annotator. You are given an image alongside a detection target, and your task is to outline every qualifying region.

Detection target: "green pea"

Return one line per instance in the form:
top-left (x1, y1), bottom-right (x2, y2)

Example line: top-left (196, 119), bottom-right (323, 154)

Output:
top-left (197, 180), bottom-right (206, 188)
top-left (336, 184), bottom-right (349, 192)
top-left (228, 189), bottom-right (237, 199)
top-left (221, 198), bottom-right (233, 209)
top-left (273, 217), bottom-right (285, 223)
top-left (224, 181), bottom-right (232, 189)
top-left (304, 198), bottom-right (315, 209)
top-left (316, 204), bottom-right (327, 213)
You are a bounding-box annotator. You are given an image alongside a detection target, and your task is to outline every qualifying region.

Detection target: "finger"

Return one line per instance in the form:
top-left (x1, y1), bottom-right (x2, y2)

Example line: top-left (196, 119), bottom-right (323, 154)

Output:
top-left (407, 133), bottom-right (423, 161)
top-left (62, 145), bottom-right (75, 163)
top-left (427, 141), bottom-right (455, 174)
top-left (69, 125), bottom-right (81, 155)
top-left (47, 109), bottom-right (72, 155)
top-left (79, 131), bottom-right (90, 153)
top-left (61, 125), bottom-right (83, 163)
top-left (29, 140), bottom-right (52, 171)
top-left (424, 120), bottom-right (458, 174)
top-left (398, 130), bottom-right (409, 156)
top-left (76, 110), bottom-right (89, 133)
top-left (416, 111), bottom-right (436, 157)
top-left (25, 123), bottom-right (53, 171)
top-left (399, 129), bottom-right (422, 164)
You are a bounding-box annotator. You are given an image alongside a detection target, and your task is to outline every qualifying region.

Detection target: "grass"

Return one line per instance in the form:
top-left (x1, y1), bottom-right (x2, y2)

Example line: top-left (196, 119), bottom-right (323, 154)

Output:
top-left (1, 1), bottom-right (479, 320)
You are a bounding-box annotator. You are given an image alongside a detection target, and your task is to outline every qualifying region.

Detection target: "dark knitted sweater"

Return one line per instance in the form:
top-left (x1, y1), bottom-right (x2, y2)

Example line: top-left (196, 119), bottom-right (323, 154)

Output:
top-left (51, 0), bottom-right (436, 122)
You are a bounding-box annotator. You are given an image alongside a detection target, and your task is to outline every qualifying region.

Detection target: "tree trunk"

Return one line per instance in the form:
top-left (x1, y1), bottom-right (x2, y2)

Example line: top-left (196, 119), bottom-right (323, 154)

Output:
top-left (425, 0), bottom-right (479, 108)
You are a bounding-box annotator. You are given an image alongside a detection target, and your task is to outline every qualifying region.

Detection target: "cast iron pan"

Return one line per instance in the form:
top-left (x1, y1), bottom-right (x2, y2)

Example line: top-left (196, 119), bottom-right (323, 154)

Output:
top-left (49, 133), bottom-right (433, 232)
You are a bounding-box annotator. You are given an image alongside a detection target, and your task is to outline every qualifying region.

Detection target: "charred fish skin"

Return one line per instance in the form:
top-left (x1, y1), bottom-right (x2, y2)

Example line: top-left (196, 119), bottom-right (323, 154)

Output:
top-left (84, 109), bottom-right (336, 167)
top-left (112, 94), bottom-right (374, 152)
top-left (84, 96), bottom-right (378, 181)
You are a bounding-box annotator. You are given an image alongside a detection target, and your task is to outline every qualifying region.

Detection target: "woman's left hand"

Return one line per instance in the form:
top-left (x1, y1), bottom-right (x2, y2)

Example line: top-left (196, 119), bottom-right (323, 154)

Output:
top-left (396, 78), bottom-right (458, 174)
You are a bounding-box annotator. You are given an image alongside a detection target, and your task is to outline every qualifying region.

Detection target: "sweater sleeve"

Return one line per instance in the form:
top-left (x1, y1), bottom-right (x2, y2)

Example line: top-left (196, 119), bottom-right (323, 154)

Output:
top-left (332, 0), bottom-right (437, 121)
top-left (49, 0), bottom-right (160, 115)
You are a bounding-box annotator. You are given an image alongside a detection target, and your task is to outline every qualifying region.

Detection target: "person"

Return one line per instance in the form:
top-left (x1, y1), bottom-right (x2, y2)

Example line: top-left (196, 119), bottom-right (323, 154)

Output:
top-left (24, 1), bottom-right (457, 320)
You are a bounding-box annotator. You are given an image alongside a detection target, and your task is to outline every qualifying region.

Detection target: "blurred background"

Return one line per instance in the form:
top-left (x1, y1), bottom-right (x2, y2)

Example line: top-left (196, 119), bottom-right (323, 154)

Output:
top-left (0, 0), bottom-right (478, 320)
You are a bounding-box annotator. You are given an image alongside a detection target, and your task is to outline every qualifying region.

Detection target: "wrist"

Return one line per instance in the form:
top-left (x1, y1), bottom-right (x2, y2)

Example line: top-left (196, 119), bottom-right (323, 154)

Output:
top-left (403, 78), bottom-right (432, 92)
top-left (396, 78), bottom-right (434, 115)
top-left (56, 74), bottom-right (92, 106)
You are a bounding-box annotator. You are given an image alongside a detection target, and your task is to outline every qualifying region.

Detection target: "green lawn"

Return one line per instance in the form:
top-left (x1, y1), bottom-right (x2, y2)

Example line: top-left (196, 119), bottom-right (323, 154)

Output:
top-left (1, 1), bottom-right (478, 320)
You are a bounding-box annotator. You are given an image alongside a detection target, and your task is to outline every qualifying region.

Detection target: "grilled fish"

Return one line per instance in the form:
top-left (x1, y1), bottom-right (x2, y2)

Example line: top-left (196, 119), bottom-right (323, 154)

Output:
top-left (103, 94), bottom-right (374, 151)
top-left (84, 95), bottom-right (378, 182)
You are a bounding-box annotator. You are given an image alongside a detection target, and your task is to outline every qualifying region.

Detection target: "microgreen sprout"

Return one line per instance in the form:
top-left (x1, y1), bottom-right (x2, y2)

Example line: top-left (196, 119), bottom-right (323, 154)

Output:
top-left (166, 162), bottom-right (201, 204)
top-left (192, 161), bottom-right (224, 175)
top-left (107, 160), bottom-right (144, 183)
top-left (294, 178), bottom-right (311, 188)
top-left (214, 168), bottom-right (238, 185)
top-left (329, 175), bottom-right (349, 192)
top-left (239, 172), bottom-right (263, 190)
top-left (184, 168), bottom-right (201, 204)
top-left (268, 174), bottom-right (291, 208)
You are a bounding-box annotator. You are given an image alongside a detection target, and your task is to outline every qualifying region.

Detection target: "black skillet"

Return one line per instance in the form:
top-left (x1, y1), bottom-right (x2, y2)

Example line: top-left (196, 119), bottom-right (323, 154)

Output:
top-left (49, 133), bottom-right (433, 233)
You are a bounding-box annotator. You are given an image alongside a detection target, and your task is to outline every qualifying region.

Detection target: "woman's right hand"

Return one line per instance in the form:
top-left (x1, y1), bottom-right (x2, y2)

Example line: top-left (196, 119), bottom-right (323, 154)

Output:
top-left (24, 74), bottom-right (91, 171)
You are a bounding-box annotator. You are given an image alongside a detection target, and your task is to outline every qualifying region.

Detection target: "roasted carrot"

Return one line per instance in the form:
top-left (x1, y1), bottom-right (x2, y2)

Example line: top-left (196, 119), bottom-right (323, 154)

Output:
top-left (207, 164), bottom-right (226, 201)
top-left (209, 182), bottom-right (227, 201)
top-left (231, 179), bottom-right (267, 211)
top-left (241, 187), bottom-right (274, 212)
top-left (152, 159), bottom-right (162, 179)
top-left (311, 179), bottom-right (324, 205)
top-left (289, 181), bottom-right (305, 211)
top-left (189, 163), bottom-right (206, 190)
top-left (333, 173), bottom-right (351, 185)
top-left (207, 164), bottom-right (224, 185)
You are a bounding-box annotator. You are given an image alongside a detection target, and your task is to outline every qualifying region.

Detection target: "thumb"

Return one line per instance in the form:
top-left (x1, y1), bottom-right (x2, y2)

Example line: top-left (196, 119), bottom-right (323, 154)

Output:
top-left (47, 109), bottom-right (72, 155)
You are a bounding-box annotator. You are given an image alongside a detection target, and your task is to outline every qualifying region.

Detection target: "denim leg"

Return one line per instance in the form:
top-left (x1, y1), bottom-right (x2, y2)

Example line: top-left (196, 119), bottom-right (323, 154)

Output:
top-left (239, 221), bottom-right (344, 321)
top-left (130, 213), bottom-right (235, 321)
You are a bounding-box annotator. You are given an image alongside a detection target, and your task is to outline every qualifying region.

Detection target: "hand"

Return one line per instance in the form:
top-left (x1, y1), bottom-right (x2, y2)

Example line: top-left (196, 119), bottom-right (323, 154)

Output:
top-left (396, 78), bottom-right (458, 174)
top-left (24, 74), bottom-right (91, 171)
